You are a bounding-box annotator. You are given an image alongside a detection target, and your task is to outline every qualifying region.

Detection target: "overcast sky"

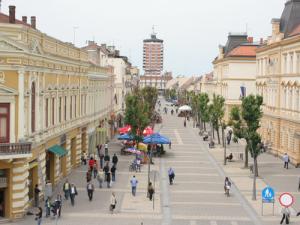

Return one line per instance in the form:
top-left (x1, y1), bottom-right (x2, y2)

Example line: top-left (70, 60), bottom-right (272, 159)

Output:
top-left (3, 0), bottom-right (285, 76)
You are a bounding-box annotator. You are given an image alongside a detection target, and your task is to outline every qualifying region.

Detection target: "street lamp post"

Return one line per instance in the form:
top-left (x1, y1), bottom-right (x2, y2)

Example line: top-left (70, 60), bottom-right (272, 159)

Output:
top-left (222, 121), bottom-right (227, 165)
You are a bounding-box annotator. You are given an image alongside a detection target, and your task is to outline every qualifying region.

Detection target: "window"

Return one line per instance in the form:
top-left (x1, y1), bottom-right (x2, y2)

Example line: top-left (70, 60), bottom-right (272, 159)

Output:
top-left (64, 96), bottom-right (67, 121)
top-left (0, 103), bottom-right (10, 143)
top-left (31, 82), bottom-right (36, 133)
top-left (45, 99), bottom-right (49, 127)
top-left (75, 95), bottom-right (77, 118)
top-left (59, 97), bottom-right (62, 123)
top-left (52, 98), bottom-right (55, 125)
top-left (70, 96), bottom-right (72, 119)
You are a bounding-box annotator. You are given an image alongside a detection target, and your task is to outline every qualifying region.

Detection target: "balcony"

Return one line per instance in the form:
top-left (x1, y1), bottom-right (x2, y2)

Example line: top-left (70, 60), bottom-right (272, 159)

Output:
top-left (0, 142), bottom-right (32, 160)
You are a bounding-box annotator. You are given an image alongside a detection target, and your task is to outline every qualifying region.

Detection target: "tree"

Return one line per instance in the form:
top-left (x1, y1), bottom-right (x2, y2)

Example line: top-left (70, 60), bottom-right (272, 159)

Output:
top-left (198, 93), bottom-right (210, 131)
top-left (141, 87), bottom-right (158, 121)
top-left (209, 94), bottom-right (225, 144)
top-left (124, 93), bottom-right (150, 143)
top-left (229, 95), bottom-right (263, 200)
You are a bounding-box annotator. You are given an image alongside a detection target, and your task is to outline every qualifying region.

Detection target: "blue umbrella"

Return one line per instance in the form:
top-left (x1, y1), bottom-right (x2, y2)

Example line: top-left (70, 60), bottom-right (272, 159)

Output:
top-left (143, 133), bottom-right (171, 144)
top-left (117, 133), bottom-right (134, 140)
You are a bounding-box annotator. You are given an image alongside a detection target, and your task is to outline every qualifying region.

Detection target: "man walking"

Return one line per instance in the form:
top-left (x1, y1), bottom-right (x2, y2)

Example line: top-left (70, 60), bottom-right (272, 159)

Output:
top-left (111, 165), bottom-right (116, 182)
top-left (280, 207), bottom-right (291, 224)
top-left (112, 154), bottom-right (118, 167)
top-left (97, 170), bottom-right (104, 188)
top-left (87, 181), bottom-right (95, 201)
top-left (148, 182), bottom-right (155, 201)
top-left (70, 183), bottom-right (78, 206)
top-left (63, 179), bottom-right (70, 200)
top-left (34, 184), bottom-right (41, 207)
top-left (168, 168), bottom-right (175, 185)
top-left (130, 175), bottom-right (138, 196)
top-left (98, 145), bottom-right (104, 169)
top-left (283, 153), bottom-right (289, 169)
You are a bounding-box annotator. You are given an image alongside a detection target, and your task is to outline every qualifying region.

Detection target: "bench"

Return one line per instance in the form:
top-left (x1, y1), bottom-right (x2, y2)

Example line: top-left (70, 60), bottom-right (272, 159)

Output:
top-left (233, 152), bottom-right (244, 161)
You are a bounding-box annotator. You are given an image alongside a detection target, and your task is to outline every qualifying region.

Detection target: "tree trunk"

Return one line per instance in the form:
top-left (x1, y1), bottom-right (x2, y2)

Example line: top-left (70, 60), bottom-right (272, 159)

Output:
top-left (221, 126), bottom-right (224, 147)
top-left (216, 126), bottom-right (220, 144)
top-left (212, 124), bottom-right (215, 139)
top-left (244, 145), bottom-right (249, 168)
top-left (255, 156), bottom-right (259, 177)
top-left (204, 122), bottom-right (206, 132)
top-left (252, 156), bottom-right (257, 200)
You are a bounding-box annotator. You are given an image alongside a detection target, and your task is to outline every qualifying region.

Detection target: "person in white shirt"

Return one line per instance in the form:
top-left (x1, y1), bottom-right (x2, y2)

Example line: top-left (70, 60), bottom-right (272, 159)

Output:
top-left (110, 192), bottom-right (117, 213)
top-left (283, 153), bottom-right (289, 169)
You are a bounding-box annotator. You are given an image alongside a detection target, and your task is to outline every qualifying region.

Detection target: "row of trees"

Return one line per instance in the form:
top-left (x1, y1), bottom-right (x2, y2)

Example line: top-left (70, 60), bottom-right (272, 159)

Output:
top-left (124, 87), bottom-right (158, 143)
top-left (190, 91), bottom-right (263, 200)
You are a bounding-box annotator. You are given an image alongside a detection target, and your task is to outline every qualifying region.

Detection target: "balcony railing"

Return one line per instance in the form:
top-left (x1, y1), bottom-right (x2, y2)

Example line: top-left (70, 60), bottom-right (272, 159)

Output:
top-left (0, 142), bottom-right (32, 156)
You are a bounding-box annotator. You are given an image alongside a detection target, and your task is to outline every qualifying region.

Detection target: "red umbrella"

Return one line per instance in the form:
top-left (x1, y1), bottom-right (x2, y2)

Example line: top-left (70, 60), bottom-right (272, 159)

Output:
top-left (119, 125), bottom-right (131, 134)
top-left (143, 126), bottom-right (153, 136)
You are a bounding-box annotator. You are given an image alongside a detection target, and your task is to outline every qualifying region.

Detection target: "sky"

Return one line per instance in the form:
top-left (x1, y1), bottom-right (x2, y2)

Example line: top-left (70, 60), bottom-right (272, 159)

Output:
top-left (2, 0), bottom-right (285, 76)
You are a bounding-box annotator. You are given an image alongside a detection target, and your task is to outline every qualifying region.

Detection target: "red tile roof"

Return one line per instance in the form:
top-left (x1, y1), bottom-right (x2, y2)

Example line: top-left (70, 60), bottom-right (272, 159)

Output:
top-left (227, 45), bottom-right (257, 57)
top-left (289, 24), bottom-right (300, 37)
top-left (0, 13), bottom-right (30, 27)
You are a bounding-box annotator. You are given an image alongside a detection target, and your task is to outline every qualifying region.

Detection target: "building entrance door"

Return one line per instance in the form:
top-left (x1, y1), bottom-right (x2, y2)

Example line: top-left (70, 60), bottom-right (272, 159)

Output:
top-left (45, 152), bottom-right (55, 184)
top-left (0, 189), bottom-right (5, 217)
top-left (71, 138), bottom-right (76, 167)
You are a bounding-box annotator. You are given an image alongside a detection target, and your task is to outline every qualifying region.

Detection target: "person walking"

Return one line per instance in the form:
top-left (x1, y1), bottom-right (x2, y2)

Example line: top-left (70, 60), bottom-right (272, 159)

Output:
top-left (136, 158), bottom-right (141, 172)
top-left (280, 207), bottom-right (291, 224)
top-left (87, 181), bottom-right (95, 201)
top-left (54, 194), bottom-right (62, 217)
top-left (34, 184), bottom-right (41, 207)
top-left (35, 207), bottom-right (42, 225)
top-left (97, 170), bottom-right (104, 188)
top-left (110, 192), bottom-right (117, 214)
top-left (106, 172), bottom-right (111, 188)
top-left (283, 153), bottom-right (289, 169)
top-left (148, 182), bottom-right (155, 201)
top-left (97, 145), bottom-right (104, 169)
top-left (112, 154), bottom-right (118, 167)
top-left (89, 157), bottom-right (96, 171)
top-left (63, 179), bottom-right (71, 200)
top-left (184, 120), bottom-right (186, 128)
top-left (168, 168), bottom-right (175, 185)
top-left (130, 175), bottom-right (138, 196)
top-left (105, 143), bottom-right (109, 155)
top-left (103, 163), bottom-right (110, 181)
top-left (70, 183), bottom-right (78, 206)
top-left (86, 170), bottom-right (92, 183)
top-left (224, 177), bottom-right (231, 196)
top-left (93, 163), bottom-right (98, 179)
top-left (298, 177), bottom-right (300, 192)
top-left (104, 154), bottom-right (110, 164)
top-left (111, 165), bottom-right (116, 182)
top-left (45, 198), bottom-right (51, 218)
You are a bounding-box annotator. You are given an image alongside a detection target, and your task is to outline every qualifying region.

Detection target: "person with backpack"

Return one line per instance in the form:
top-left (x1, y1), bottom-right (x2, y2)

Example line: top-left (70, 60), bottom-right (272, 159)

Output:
top-left (87, 181), bottom-right (95, 201)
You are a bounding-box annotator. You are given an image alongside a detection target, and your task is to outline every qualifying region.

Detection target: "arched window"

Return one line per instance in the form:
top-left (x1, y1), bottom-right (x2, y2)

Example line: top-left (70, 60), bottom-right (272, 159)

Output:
top-left (31, 82), bottom-right (36, 133)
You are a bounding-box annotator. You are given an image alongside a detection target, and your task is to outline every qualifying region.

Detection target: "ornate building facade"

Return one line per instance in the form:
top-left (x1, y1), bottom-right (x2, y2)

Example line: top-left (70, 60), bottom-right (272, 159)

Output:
top-left (0, 6), bottom-right (114, 219)
top-left (256, 0), bottom-right (300, 165)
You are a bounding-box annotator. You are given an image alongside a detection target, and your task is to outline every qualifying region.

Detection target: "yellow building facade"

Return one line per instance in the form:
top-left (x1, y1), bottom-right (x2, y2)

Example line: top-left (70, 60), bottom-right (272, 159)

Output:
top-left (256, 0), bottom-right (300, 166)
top-left (0, 14), bottom-right (114, 219)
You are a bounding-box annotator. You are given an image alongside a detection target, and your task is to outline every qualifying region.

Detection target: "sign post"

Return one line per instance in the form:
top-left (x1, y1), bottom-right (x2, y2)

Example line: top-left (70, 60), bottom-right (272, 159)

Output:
top-left (261, 186), bottom-right (275, 216)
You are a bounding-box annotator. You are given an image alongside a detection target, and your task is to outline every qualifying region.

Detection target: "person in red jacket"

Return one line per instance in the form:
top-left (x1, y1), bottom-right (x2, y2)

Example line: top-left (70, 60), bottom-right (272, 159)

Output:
top-left (89, 157), bottom-right (95, 171)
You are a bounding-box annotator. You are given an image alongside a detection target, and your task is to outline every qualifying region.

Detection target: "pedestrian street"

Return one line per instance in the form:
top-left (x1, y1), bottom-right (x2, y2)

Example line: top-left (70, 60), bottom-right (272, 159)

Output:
top-left (12, 100), bottom-right (267, 225)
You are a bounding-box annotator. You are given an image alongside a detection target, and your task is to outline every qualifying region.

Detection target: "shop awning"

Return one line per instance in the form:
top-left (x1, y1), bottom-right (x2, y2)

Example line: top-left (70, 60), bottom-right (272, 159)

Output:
top-left (48, 145), bottom-right (67, 157)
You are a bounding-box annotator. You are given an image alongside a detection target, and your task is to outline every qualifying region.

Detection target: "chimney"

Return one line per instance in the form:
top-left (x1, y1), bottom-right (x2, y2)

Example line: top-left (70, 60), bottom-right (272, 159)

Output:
top-left (30, 16), bottom-right (36, 29)
top-left (271, 18), bottom-right (280, 36)
top-left (247, 37), bottom-right (253, 43)
top-left (9, 5), bottom-right (16, 24)
top-left (22, 16), bottom-right (27, 24)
